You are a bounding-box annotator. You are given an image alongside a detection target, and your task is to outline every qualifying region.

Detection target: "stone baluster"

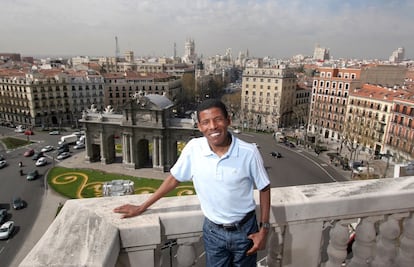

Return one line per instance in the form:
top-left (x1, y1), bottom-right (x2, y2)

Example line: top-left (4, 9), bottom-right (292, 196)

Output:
top-left (175, 236), bottom-right (201, 267)
top-left (323, 219), bottom-right (354, 267)
top-left (395, 214), bottom-right (414, 267)
top-left (348, 216), bottom-right (381, 267)
top-left (371, 213), bottom-right (407, 267)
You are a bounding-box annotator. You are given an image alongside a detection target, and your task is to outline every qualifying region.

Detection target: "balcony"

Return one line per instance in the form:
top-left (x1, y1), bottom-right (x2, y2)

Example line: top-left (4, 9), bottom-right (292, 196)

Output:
top-left (19, 176), bottom-right (414, 267)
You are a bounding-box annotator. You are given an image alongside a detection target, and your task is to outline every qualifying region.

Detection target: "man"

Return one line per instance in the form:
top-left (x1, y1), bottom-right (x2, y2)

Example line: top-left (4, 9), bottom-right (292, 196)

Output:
top-left (114, 99), bottom-right (271, 266)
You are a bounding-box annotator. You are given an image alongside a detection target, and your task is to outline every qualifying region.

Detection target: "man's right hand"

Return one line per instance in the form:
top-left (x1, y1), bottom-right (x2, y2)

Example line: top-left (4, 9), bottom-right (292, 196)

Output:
top-left (113, 204), bottom-right (145, 218)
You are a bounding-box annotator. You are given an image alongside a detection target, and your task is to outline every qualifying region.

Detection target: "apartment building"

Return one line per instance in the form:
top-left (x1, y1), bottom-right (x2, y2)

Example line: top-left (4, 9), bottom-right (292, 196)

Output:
top-left (345, 84), bottom-right (410, 156)
top-left (241, 67), bottom-right (297, 131)
top-left (103, 71), bottom-right (182, 112)
top-left (388, 97), bottom-right (414, 161)
top-left (309, 67), bottom-right (361, 140)
top-left (309, 65), bottom-right (407, 143)
top-left (0, 68), bottom-right (105, 128)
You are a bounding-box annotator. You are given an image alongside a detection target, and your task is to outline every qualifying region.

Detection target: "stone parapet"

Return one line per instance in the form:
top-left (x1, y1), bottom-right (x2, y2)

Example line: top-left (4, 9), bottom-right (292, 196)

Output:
top-left (19, 176), bottom-right (414, 267)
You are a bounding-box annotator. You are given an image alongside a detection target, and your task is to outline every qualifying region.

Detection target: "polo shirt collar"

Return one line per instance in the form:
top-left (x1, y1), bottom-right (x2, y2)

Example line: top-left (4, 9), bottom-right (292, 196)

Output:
top-left (200, 133), bottom-right (239, 158)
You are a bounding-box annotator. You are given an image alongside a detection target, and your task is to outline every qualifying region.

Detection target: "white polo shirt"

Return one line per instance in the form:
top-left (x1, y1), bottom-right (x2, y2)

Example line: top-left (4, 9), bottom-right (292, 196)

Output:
top-left (170, 135), bottom-right (270, 224)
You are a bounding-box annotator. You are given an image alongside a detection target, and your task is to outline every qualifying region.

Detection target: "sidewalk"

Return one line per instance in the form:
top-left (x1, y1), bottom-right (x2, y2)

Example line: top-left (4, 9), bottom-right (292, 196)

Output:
top-left (313, 139), bottom-right (395, 179)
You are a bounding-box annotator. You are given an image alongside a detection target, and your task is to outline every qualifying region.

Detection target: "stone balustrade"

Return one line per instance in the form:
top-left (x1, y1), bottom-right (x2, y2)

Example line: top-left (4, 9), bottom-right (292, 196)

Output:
top-left (19, 176), bottom-right (414, 267)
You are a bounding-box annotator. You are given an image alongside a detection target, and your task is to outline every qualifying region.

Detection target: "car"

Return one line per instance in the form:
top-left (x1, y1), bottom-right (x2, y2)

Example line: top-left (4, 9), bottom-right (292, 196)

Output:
top-left (32, 151), bottom-right (44, 160)
top-left (24, 130), bottom-right (34, 135)
top-left (57, 152), bottom-right (71, 160)
top-left (15, 128), bottom-right (25, 133)
top-left (233, 128), bottom-right (241, 134)
top-left (73, 143), bottom-right (85, 149)
top-left (12, 197), bottom-right (25, 210)
top-left (284, 141), bottom-right (296, 148)
top-left (35, 157), bottom-right (47, 167)
top-left (49, 130), bottom-right (60, 135)
top-left (0, 209), bottom-right (7, 224)
top-left (57, 146), bottom-right (70, 154)
top-left (24, 148), bottom-right (35, 157)
top-left (270, 151), bottom-right (282, 158)
top-left (0, 221), bottom-right (15, 240)
top-left (0, 160), bottom-right (7, 169)
top-left (41, 145), bottom-right (54, 153)
top-left (27, 169), bottom-right (40, 180)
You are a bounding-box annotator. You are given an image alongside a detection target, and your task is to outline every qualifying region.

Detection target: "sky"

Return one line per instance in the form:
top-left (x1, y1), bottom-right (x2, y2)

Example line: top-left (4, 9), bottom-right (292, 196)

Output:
top-left (1, 0), bottom-right (413, 60)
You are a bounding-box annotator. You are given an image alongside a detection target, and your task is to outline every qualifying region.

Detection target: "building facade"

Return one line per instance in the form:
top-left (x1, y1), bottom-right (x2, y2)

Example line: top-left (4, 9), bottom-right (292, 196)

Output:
top-left (241, 67), bottom-right (297, 132)
top-left (387, 97), bottom-right (414, 161)
top-left (0, 68), bottom-right (105, 128)
top-left (345, 84), bottom-right (410, 157)
top-left (103, 71), bottom-right (182, 113)
top-left (308, 67), bottom-right (361, 141)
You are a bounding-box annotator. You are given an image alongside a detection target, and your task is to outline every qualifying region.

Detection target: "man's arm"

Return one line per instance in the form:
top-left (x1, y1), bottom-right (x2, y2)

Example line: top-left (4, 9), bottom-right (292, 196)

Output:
top-left (113, 175), bottom-right (180, 218)
top-left (247, 185), bottom-right (271, 255)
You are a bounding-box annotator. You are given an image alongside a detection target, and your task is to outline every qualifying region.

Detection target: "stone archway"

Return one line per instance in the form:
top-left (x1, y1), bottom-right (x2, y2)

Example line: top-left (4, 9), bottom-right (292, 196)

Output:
top-left (80, 94), bottom-right (201, 172)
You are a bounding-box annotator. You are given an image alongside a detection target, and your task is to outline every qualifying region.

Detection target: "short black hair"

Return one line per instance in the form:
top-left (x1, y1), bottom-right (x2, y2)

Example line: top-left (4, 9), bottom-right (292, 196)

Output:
top-left (196, 99), bottom-right (228, 121)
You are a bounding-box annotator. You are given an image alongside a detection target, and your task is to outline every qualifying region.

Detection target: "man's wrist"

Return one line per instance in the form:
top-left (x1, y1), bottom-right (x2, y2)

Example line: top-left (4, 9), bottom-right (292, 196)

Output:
top-left (259, 222), bottom-right (271, 230)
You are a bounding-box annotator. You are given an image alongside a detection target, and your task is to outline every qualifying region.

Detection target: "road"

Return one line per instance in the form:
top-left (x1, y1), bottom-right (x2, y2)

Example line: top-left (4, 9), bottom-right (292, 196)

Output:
top-left (0, 127), bottom-right (73, 267)
top-left (236, 131), bottom-right (346, 187)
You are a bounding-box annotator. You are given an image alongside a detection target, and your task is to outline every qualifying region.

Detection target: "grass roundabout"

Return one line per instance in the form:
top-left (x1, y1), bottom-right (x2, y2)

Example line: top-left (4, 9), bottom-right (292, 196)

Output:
top-left (48, 167), bottom-right (195, 199)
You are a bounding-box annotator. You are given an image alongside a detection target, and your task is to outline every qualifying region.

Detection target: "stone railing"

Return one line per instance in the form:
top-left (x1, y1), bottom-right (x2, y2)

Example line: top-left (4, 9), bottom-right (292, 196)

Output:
top-left (19, 176), bottom-right (414, 267)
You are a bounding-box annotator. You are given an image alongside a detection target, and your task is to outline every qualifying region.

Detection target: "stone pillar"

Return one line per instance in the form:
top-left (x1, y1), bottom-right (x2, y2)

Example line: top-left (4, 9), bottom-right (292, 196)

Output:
top-left (153, 136), bottom-right (159, 167)
top-left (280, 221), bottom-right (323, 267)
top-left (122, 134), bottom-right (129, 163)
top-left (129, 134), bottom-right (135, 165)
top-left (99, 130), bottom-right (107, 164)
top-left (348, 216), bottom-right (381, 267)
top-left (371, 213), bottom-right (405, 267)
top-left (158, 136), bottom-right (164, 169)
top-left (324, 219), bottom-right (352, 267)
top-left (395, 214), bottom-right (414, 267)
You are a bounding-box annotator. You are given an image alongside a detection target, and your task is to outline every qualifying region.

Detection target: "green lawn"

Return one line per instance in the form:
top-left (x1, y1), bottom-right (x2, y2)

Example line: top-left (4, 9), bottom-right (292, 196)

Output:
top-left (48, 167), bottom-right (195, 199)
top-left (0, 137), bottom-right (33, 149)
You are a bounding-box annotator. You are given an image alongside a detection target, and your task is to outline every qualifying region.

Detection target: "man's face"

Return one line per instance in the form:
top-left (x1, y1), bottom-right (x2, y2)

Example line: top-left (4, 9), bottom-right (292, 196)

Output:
top-left (197, 107), bottom-right (231, 147)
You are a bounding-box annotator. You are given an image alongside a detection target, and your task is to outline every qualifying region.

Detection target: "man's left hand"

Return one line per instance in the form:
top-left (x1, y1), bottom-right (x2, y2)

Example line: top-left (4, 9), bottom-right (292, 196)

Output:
top-left (246, 228), bottom-right (268, 256)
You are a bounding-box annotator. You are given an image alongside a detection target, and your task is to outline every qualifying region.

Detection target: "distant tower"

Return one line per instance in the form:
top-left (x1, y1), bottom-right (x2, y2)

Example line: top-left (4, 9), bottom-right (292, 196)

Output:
top-left (389, 47), bottom-right (405, 63)
top-left (183, 38), bottom-right (197, 64)
top-left (115, 36), bottom-right (120, 60)
top-left (313, 44), bottom-right (330, 61)
top-left (174, 42), bottom-right (177, 58)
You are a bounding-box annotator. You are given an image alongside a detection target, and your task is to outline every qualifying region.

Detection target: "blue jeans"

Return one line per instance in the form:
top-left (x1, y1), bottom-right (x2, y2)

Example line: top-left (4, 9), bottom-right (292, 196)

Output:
top-left (203, 214), bottom-right (258, 267)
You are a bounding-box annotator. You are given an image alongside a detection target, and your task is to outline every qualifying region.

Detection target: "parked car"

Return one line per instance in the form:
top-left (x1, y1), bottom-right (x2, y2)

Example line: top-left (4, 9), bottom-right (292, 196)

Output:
top-left (23, 148), bottom-right (35, 157)
top-left (27, 169), bottom-right (40, 180)
top-left (270, 151), bottom-right (282, 158)
top-left (32, 151), bottom-right (44, 160)
top-left (0, 209), bottom-right (7, 224)
top-left (73, 143), bottom-right (85, 150)
top-left (0, 221), bottom-right (15, 240)
top-left (35, 157), bottom-right (47, 167)
top-left (0, 160), bottom-right (7, 169)
top-left (41, 145), bottom-right (54, 153)
top-left (233, 128), bottom-right (241, 134)
top-left (12, 197), bottom-right (25, 210)
top-left (49, 130), bottom-right (60, 135)
top-left (57, 152), bottom-right (71, 160)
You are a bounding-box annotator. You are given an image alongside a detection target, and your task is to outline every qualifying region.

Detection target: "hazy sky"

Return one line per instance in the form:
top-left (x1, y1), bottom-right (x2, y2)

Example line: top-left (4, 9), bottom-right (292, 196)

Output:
top-left (1, 0), bottom-right (412, 60)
